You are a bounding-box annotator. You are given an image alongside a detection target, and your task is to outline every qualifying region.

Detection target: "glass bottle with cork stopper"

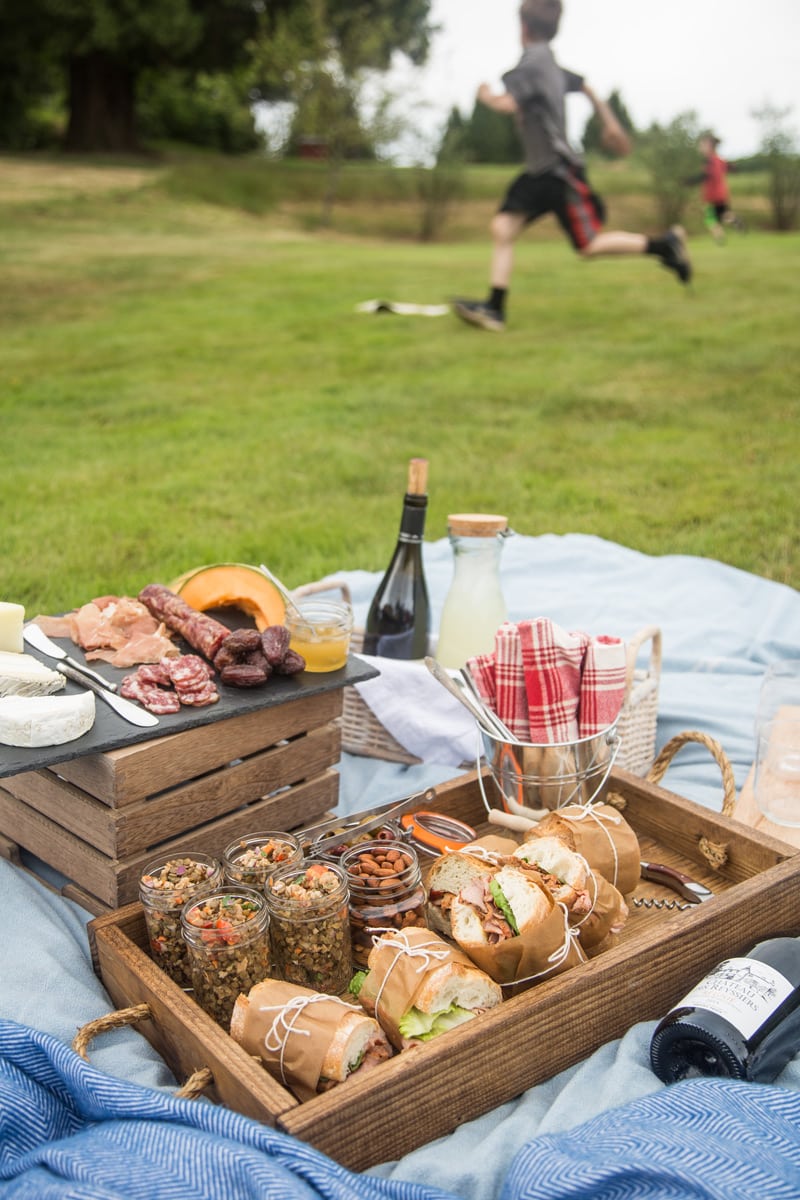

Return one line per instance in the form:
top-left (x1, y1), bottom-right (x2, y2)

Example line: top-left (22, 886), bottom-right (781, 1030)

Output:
top-left (435, 513), bottom-right (509, 670)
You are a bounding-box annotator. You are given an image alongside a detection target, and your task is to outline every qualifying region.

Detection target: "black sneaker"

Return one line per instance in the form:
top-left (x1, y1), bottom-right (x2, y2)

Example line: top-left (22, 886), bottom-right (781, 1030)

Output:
top-left (453, 299), bottom-right (505, 332)
top-left (660, 226), bottom-right (692, 285)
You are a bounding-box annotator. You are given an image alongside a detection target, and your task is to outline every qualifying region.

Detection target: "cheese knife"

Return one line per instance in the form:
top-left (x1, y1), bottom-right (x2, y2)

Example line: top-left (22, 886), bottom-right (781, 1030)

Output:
top-left (23, 623), bottom-right (119, 692)
top-left (22, 624), bottom-right (159, 728)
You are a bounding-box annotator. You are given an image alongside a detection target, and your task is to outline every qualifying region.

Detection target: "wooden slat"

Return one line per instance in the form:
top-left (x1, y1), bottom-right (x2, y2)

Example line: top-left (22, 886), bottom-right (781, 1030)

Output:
top-left (52, 690), bottom-right (343, 806)
top-left (0, 770), bottom-right (338, 910)
top-left (4, 723), bottom-right (340, 857)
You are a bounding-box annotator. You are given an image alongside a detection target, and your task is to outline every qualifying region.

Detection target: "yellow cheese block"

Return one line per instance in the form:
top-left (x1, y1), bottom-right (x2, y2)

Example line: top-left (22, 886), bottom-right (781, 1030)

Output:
top-left (0, 602), bottom-right (24, 653)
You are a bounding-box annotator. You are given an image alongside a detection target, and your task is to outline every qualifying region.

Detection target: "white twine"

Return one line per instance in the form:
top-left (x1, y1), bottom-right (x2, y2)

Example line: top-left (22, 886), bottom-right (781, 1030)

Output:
top-left (500, 903), bottom-right (582, 991)
top-left (369, 931), bottom-right (451, 1022)
top-left (560, 804), bottom-right (622, 888)
top-left (257, 992), bottom-right (355, 1088)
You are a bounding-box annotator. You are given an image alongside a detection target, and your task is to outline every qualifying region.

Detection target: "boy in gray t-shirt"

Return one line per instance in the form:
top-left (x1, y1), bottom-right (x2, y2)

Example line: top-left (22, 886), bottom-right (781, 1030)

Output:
top-left (454, 0), bottom-right (692, 333)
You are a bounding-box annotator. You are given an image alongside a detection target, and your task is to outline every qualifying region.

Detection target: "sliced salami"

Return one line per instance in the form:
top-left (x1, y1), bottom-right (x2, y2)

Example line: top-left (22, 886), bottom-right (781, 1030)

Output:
top-left (120, 671), bottom-right (182, 715)
top-left (138, 584), bottom-right (230, 662)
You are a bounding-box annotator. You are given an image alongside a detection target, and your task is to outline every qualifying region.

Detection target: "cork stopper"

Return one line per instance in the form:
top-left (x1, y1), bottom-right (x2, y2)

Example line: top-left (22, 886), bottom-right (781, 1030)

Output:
top-left (406, 458), bottom-right (428, 497)
top-left (447, 513), bottom-right (508, 537)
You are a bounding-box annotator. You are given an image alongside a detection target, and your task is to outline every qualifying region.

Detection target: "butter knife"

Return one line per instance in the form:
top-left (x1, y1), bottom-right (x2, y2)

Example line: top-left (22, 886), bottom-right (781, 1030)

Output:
top-left (23, 622), bottom-right (119, 692)
top-left (22, 623), bottom-right (159, 728)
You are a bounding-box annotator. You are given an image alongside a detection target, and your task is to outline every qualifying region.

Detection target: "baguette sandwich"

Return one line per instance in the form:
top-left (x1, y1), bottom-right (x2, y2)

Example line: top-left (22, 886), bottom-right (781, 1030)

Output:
top-left (512, 835), bottom-right (628, 950)
top-left (425, 851), bottom-right (497, 938)
top-left (449, 862), bottom-right (586, 988)
top-left (527, 803), bottom-right (641, 895)
top-left (230, 978), bottom-right (391, 1100)
top-left (353, 926), bottom-right (502, 1049)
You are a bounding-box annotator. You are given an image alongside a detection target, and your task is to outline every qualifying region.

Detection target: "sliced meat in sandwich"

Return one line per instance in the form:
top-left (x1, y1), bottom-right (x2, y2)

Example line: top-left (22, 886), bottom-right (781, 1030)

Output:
top-left (512, 835), bottom-right (628, 950)
top-left (450, 863), bottom-right (586, 990)
top-left (425, 851), bottom-right (497, 939)
top-left (230, 978), bottom-right (391, 1101)
top-left (353, 926), bottom-right (502, 1049)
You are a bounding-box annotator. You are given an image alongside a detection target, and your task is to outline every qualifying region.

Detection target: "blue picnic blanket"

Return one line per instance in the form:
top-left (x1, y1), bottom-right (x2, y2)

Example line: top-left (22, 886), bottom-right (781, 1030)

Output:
top-left (2, 1018), bottom-right (800, 1199)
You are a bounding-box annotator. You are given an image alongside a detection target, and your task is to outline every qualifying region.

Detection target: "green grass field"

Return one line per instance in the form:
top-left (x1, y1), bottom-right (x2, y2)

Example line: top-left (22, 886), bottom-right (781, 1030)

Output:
top-left (1, 154), bottom-right (798, 614)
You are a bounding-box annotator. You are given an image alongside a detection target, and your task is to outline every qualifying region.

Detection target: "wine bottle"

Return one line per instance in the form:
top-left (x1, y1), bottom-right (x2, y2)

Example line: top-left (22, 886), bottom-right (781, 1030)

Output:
top-left (649, 937), bottom-right (800, 1084)
top-left (362, 458), bottom-right (430, 660)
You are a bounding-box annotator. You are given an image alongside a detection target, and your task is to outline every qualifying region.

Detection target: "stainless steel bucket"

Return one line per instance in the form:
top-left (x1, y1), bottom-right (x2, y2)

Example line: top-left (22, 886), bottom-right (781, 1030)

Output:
top-left (478, 723), bottom-right (621, 817)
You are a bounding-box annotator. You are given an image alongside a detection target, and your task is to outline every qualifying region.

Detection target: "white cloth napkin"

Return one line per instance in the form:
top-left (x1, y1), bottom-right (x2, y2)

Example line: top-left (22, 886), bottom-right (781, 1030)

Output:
top-left (353, 655), bottom-right (477, 767)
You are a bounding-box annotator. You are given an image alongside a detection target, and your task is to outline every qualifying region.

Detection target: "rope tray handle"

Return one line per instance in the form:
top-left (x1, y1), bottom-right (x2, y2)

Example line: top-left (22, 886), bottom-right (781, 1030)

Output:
top-left (71, 1003), bottom-right (213, 1100)
top-left (646, 730), bottom-right (737, 870)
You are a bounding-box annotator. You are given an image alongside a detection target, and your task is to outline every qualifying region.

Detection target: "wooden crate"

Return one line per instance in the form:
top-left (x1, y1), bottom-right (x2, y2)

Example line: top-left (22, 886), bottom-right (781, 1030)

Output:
top-left (0, 689), bottom-right (342, 913)
top-left (88, 766), bottom-right (800, 1170)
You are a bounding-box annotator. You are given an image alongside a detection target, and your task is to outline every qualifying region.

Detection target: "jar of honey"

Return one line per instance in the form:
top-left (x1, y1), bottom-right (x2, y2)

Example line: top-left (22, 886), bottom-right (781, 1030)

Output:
top-left (286, 597), bottom-right (353, 672)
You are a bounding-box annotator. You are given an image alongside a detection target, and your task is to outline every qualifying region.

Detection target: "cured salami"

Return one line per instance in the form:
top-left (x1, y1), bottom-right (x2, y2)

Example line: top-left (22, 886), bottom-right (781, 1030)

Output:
top-left (120, 672), bottom-right (181, 715)
top-left (121, 655), bottom-right (219, 713)
top-left (138, 585), bottom-right (230, 662)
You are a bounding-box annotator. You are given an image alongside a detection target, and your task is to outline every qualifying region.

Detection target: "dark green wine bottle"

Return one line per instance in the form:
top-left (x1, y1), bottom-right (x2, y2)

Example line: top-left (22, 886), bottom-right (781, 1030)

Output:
top-left (650, 936), bottom-right (800, 1083)
top-left (362, 458), bottom-right (430, 660)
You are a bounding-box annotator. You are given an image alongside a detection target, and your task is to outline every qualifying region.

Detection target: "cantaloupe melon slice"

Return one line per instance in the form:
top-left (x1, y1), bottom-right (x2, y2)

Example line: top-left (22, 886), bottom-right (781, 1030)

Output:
top-left (170, 563), bottom-right (285, 631)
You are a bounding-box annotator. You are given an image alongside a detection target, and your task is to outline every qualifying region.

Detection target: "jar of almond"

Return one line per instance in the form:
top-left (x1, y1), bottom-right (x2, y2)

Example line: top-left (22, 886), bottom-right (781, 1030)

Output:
top-left (341, 840), bottom-right (427, 968)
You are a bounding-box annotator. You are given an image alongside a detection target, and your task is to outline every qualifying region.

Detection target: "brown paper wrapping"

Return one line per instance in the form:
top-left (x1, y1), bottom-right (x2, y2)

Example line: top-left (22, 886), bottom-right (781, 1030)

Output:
top-left (358, 927), bottom-right (480, 1048)
top-left (456, 898), bottom-right (586, 994)
top-left (530, 803), bottom-right (641, 894)
top-left (231, 978), bottom-right (362, 1101)
top-left (570, 871), bottom-right (628, 950)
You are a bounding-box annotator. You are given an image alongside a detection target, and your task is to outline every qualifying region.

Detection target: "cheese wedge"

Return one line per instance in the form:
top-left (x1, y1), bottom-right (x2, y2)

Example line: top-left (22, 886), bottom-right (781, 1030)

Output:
top-left (0, 652), bottom-right (66, 698)
top-left (0, 603), bottom-right (24, 653)
top-left (0, 691), bottom-right (95, 748)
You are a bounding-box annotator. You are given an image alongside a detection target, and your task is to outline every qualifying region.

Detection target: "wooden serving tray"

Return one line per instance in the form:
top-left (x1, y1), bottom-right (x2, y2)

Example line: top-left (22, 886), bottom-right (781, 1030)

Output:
top-left (88, 767), bottom-right (800, 1171)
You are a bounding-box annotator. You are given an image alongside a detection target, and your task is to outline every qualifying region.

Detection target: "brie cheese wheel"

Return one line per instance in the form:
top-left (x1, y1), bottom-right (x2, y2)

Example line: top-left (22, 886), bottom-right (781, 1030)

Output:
top-left (0, 603), bottom-right (25, 653)
top-left (0, 652), bottom-right (66, 698)
top-left (0, 691), bottom-right (95, 748)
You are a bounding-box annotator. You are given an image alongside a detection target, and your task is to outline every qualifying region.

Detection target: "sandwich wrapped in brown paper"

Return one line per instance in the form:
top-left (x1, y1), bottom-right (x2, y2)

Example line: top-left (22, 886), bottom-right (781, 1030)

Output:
top-left (230, 978), bottom-right (386, 1102)
top-left (452, 879), bottom-right (587, 994)
top-left (357, 926), bottom-right (500, 1048)
top-left (529, 803), bottom-right (641, 894)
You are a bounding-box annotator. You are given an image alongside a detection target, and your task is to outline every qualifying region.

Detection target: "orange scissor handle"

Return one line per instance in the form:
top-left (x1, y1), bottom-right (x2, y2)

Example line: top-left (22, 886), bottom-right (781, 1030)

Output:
top-left (400, 811), bottom-right (477, 855)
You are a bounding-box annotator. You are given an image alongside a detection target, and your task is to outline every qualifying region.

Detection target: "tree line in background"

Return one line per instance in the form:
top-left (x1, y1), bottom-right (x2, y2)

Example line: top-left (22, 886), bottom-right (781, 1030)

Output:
top-left (1, 0), bottom-right (797, 234)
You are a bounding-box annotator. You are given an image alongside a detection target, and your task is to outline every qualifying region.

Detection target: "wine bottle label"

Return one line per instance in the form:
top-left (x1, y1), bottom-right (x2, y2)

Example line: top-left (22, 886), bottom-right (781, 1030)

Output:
top-left (675, 957), bottom-right (794, 1040)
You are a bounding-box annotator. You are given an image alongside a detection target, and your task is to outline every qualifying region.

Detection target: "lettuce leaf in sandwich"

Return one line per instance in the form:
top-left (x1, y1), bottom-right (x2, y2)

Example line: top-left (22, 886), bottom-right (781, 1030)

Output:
top-left (398, 1003), bottom-right (476, 1041)
top-left (489, 877), bottom-right (519, 934)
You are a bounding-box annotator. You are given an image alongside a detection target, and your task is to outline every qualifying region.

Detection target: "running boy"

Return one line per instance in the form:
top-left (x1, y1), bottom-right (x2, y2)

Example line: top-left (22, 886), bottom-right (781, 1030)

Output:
top-left (454, 0), bottom-right (692, 333)
top-left (692, 133), bottom-right (743, 244)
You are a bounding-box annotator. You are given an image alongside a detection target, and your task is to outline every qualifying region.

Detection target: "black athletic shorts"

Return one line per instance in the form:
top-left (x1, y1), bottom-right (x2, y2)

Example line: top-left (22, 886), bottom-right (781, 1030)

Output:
top-left (498, 166), bottom-right (606, 250)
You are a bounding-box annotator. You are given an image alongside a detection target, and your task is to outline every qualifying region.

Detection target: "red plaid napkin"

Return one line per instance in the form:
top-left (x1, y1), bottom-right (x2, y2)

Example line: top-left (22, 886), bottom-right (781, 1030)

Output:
top-left (493, 622), bottom-right (531, 740)
top-left (466, 652), bottom-right (497, 714)
top-left (578, 634), bottom-right (627, 737)
top-left (519, 618), bottom-right (588, 743)
top-left (466, 619), bottom-right (627, 745)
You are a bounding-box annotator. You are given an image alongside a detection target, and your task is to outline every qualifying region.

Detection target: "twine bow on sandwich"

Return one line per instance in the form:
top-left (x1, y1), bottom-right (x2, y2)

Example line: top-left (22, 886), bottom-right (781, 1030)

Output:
top-left (258, 993), bottom-right (355, 1088)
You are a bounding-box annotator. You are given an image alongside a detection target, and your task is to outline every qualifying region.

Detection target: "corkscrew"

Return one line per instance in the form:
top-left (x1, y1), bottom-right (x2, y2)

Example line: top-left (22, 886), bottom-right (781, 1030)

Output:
top-left (634, 861), bottom-right (714, 911)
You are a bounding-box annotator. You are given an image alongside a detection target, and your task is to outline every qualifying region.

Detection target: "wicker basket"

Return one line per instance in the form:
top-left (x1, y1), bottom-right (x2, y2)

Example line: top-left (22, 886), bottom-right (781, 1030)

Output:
top-left (294, 584), bottom-right (662, 775)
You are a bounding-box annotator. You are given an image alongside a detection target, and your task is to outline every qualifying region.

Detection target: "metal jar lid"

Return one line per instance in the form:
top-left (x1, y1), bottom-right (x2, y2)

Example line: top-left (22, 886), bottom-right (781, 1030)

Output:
top-left (447, 513), bottom-right (509, 537)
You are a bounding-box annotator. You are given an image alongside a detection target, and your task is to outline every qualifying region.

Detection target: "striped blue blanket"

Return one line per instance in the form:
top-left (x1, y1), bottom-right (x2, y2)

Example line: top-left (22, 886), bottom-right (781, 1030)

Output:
top-left (2, 1019), bottom-right (799, 1200)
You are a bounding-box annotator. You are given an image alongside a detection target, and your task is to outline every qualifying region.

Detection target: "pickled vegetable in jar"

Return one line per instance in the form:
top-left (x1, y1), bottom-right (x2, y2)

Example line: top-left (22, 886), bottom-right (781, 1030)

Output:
top-left (181, 888), bottom-right (271, 1028)
top-left (222, 831), bottom-right (303, 889)
top-left (265, 861), bottom-right (352, 994)
top-left (341, 840), bottom-right (427, 968)
top-left (139, 853), bottom-right (223, 988)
